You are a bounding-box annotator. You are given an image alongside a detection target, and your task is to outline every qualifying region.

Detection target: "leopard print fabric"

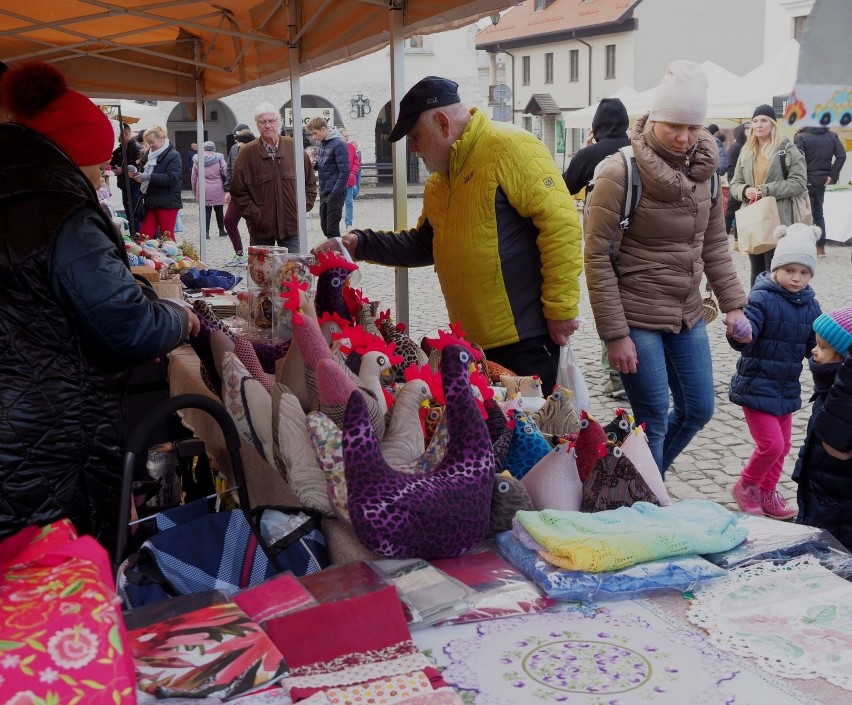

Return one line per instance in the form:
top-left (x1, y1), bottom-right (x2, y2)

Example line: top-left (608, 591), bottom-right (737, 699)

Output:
top-left (341, 344), bottom-right (494, 559)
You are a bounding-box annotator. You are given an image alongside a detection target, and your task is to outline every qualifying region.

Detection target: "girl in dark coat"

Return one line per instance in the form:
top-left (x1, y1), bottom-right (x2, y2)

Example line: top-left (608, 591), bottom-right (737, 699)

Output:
top-left (728, 224), bottom-right (822, 519)
top-left (794, 306), bottom-right (852, 549)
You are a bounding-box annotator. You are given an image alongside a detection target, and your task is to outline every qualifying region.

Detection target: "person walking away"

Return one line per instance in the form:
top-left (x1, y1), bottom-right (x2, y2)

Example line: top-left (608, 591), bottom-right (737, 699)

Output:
top-left (110, 122), bottom-right (144, 231)
top-left (230, 103), bottom-right (317, 252)
top-left (132, 124), bottom-right (182, 242)
top-left (0, 61), bottom-right (199, 552)
top-left (793, 305), bottom-right (852, 548)
top-left (729, 104), bottom-right (808, 287)
top-left (312, 76), bottom-right (583, 392)
top-left (563, 98), bottom-right (631, 401)
top-left (706, 124), bottom-right (728, 176)
top-left (191, 140), bottom-right (228, 240)
top-left (794, 126), bottom-right (846, 257)
top-left (728, 224), bottom-right (822, 518)
top-left (725, 122), bottom-right (750, 250)
top-left (222, 126), bottom-right (254, 265)
top-left (341, 128), bottom-right (361, 229)
top-left (584, 60), bottom-right (749, 476)
top-left (308, 117), bottom-right (349, 239)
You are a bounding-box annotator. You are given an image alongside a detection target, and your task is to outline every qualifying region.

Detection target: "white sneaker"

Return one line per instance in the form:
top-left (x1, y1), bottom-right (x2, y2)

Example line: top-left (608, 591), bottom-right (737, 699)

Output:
top-left (225, 253), bottom-right (247, 266)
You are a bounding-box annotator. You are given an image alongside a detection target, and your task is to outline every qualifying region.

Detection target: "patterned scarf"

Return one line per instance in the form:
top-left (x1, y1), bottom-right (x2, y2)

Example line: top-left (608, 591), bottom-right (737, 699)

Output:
top-left (140, 139), bottom-right (170, 194)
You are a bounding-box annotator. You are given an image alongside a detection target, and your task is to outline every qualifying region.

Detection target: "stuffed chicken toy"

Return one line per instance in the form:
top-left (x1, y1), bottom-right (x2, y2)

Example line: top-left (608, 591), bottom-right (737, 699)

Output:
top-left (521, 442), bottom-right (583, 512)
top-left (531, 385), bottom-right (580, 438)
top-left (341, 344), bottom-right (494, 559)
top-left (489, 471), bottom-right (534, 536)
top-left (620, 425), bottom-right (671, 506)
top-left (335, 326), bottom-right (402, 416)
top-left (309, 250), bottom-right (358, 322)
top-left (376, 309), bottom-right (429, 381)
top-left (380, 364), bottom-right (441, 466)
top-left (574, 411), bottom-right (607, 483)
top-left (502, 413), bottom-right (553, 480)
top-left (602, 408), bottom-right (635, 445)
top-left (580, 442), bottom-right (661, 513)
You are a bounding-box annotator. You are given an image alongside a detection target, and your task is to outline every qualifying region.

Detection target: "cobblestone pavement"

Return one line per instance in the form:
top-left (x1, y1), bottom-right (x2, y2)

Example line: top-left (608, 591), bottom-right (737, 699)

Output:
top-left (175, 188), bottom-right (852, 512)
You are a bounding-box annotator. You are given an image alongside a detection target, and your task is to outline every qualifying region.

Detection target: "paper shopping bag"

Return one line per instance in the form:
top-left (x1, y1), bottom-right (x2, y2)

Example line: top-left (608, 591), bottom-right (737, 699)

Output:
top-left (735, 196), bottom-right (781, 254)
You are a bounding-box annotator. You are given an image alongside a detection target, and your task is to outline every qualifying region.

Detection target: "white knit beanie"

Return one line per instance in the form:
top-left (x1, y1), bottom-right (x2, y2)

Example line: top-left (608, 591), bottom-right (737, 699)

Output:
top-left (770, 223), bottom-right (821, 276)
top-left (649, 60), bottom-right (708, 125)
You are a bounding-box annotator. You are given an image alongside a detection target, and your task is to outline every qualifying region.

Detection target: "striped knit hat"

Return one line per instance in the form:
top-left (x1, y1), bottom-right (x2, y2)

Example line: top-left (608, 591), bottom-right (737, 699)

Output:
top-left (813, 305), bottom-right (852, 357)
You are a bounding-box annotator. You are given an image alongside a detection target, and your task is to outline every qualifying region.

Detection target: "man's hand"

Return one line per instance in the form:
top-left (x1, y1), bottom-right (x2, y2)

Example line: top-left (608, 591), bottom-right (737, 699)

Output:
top-left (547, 318), bottom-right (580, 347)
top-left (311, 233), bottom-right (358, 259)
top-left (607, 336), bottom-right (638, 375)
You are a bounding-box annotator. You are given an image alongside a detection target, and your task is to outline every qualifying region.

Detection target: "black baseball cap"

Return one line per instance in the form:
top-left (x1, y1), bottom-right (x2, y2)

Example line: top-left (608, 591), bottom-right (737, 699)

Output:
top-left (388, 76), bottom-right (461, 142)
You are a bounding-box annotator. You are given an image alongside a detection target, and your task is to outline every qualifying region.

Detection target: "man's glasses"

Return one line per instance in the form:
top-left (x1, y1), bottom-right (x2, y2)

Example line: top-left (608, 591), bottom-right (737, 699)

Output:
top-left (257, 118), bottom-right (280, 125)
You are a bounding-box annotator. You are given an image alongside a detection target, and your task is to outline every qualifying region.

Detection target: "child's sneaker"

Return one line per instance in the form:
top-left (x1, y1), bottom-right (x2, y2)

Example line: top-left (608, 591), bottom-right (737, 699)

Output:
top-left (731, 478), bottom-right (763, 515)
top-left (761, 489), bottom-right (797, 520)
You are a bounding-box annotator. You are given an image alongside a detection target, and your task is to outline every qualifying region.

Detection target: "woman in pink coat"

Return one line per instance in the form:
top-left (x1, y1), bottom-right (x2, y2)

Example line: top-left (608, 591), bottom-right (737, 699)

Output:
top-left (191, 140), bottom-right (228, 239)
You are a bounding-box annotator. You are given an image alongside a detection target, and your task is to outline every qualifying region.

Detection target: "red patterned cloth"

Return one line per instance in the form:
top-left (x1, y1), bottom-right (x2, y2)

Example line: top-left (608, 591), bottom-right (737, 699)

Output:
top-left (0, 520), bottom-right (136, 704)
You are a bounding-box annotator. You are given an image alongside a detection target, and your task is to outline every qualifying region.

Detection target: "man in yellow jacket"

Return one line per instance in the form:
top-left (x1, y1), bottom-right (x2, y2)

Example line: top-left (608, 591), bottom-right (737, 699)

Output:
top-left (315, 76), bottom-right (582, 391)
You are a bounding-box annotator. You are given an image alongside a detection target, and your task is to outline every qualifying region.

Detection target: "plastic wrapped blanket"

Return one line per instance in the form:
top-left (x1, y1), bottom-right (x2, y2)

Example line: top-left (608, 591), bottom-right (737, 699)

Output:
top-left (496, 531), bottom-right (727, 603)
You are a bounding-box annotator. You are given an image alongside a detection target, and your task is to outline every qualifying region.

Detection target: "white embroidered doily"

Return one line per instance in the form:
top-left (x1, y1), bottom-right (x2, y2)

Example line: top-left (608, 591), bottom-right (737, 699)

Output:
top-left (688, 556), bottom-right (852, 691)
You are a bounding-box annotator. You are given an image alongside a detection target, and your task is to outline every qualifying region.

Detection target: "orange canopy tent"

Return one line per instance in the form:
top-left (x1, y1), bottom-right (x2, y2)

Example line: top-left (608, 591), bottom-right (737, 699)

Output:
top-left (1, 0), bottom-right (512, 315)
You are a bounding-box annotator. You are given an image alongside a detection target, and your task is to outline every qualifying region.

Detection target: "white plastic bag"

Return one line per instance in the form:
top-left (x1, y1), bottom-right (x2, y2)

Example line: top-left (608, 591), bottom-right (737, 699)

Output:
top-left (556, 343), bottom-right (590, 413)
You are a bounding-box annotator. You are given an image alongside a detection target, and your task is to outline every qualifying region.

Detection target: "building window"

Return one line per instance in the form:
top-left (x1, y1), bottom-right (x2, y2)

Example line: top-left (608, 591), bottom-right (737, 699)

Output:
top-left (605, 44), bottom-right (616, 79)
top-left (569, 49), bottom-right (579, 82)
top-left (792, 15), bottom-right (807, 41)
top-left (523, 116), bottom-right (533, 133)
top-left (534, 0), bottom-right (547, 11)
top-left (522, 56), bottom-right (531, 86)
top-left (545, 53), bottom-right (554, 84)
top-left (405, 35), bottom-right (424, 49)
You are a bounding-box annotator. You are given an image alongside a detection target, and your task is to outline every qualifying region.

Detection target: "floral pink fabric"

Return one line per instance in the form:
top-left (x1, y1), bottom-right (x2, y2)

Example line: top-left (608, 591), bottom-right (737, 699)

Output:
top-left (0, 520), bottom-right (136, 705)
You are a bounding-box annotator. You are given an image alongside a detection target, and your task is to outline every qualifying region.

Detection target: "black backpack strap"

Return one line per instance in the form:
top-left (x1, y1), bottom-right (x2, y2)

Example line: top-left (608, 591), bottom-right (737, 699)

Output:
top-left (618, 146), bottom-right (641, 230)
top-left (778, 142), bottom-right (789, 180)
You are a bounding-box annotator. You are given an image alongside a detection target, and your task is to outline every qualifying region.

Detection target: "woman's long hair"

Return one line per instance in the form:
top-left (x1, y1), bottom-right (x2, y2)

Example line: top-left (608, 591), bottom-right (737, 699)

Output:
top-left (740, 115), bottom-right (783, 160)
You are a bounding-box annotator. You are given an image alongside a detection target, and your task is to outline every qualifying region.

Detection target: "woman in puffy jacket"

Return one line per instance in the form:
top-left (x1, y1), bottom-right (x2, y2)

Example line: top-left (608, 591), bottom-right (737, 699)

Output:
top-left (584, 60), bottom-right (749, 476)
top-left (191, 140), bottom-right (228, 239)
top-left (729, 104), bottom-right (808, 287)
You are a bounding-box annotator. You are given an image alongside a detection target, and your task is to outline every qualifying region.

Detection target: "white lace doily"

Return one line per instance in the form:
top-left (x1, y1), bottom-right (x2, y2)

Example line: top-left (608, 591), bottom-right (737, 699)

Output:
top-left (688, 556), bottom-right (852, 691)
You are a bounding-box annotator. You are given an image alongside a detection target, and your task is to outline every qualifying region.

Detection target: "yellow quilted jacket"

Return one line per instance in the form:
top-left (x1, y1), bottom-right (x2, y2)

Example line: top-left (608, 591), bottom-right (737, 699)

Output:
top-left (422, 109), bottom-right (582, 349)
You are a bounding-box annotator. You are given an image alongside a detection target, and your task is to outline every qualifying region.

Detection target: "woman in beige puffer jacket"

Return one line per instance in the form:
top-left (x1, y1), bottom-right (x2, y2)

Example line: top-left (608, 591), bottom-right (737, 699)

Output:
top-left (585, 106), bottom-right (748, 477)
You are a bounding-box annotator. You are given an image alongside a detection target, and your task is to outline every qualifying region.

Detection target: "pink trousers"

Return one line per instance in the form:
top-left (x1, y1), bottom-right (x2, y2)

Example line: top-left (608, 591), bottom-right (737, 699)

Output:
top-left (741, 406), bottom-right (792, 491)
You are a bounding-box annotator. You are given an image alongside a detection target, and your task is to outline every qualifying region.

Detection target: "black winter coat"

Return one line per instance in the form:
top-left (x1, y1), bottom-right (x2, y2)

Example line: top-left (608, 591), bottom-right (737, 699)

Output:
top-left (725, 124), bottom-right (748, 183)
top-left (141, 144), bottom-right (183, 209)
top-left (0, 124), bottom-right (189, 548)
top-left (563, 98), bottom-right (631, 196)
top-left (794, 127), bottom-right (847, 187)
top-left (795, 355), bottom-right (852, 550)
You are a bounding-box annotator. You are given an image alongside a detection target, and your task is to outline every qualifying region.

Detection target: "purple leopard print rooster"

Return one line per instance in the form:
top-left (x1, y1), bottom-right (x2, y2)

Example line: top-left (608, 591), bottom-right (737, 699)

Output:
top-left (342, 344), bottom-right (495, 559)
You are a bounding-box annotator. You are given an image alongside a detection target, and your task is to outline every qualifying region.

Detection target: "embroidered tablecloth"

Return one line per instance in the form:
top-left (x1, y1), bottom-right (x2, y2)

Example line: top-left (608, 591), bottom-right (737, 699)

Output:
top-left (413, 600), bottom-right (816, 704)
top-left (688, 556), bottom-right (852, 691)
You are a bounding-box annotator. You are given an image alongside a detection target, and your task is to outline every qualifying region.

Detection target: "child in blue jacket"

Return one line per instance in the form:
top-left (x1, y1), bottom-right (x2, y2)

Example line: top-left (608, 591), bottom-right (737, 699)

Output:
top-left (728, 224), bottom-right (822, 519)
top-left (793, 306), bottom-right (852, 549)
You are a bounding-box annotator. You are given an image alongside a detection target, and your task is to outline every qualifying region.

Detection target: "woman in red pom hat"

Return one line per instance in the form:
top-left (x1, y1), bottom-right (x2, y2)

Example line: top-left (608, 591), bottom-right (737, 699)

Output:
top-left (0, 61), bottom-right (199, 552)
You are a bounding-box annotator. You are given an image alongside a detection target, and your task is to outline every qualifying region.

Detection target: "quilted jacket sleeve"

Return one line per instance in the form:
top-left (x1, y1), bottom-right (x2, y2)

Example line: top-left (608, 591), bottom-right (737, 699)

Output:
top-left (499, 138), bottom-right (583, 321)
top-left (583, 155), bottom-right (631, 341)
top-left (51, 207), bottom-right (189, 365)
top-left (762, 143), bottom-right (808, 200)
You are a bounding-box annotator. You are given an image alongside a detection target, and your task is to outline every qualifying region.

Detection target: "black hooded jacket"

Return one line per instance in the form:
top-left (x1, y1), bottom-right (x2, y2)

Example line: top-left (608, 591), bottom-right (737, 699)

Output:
top-left (562, 98), bottom-right (631, 196)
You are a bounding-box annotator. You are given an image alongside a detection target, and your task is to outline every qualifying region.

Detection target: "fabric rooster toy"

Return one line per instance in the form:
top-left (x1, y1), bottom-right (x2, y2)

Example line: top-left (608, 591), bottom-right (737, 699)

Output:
top-left (309, 250), bottom-right (359, 322)
top-left (341, 344), bottom-right (495, 559)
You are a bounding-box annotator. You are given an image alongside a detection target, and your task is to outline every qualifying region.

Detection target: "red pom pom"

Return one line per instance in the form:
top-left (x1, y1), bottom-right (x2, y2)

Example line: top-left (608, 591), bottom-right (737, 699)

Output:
top-left (2, 61), bottom-right (67, 119)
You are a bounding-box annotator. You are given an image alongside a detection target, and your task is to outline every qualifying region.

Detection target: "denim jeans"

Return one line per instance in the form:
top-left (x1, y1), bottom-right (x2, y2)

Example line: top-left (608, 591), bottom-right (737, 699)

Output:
top-left (344, 185), bottom-right (356, 227)
top-left (618, 321), bottom-right (714, 476)
top-left (319, 191), bottom-right (346, 238)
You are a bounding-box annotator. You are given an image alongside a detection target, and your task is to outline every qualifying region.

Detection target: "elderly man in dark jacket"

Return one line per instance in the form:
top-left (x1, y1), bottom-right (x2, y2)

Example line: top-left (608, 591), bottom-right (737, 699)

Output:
top-left (0, 62), bottom-right (198, 551)
top-left (794, 126), bottom-right (847, 255)
top-left (308, 116), bottom-right (349, 238)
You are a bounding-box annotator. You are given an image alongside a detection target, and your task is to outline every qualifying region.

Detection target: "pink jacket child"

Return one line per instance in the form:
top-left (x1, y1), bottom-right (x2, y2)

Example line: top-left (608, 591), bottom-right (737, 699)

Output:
top-left (191, 141), bottom-right (228, 238)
